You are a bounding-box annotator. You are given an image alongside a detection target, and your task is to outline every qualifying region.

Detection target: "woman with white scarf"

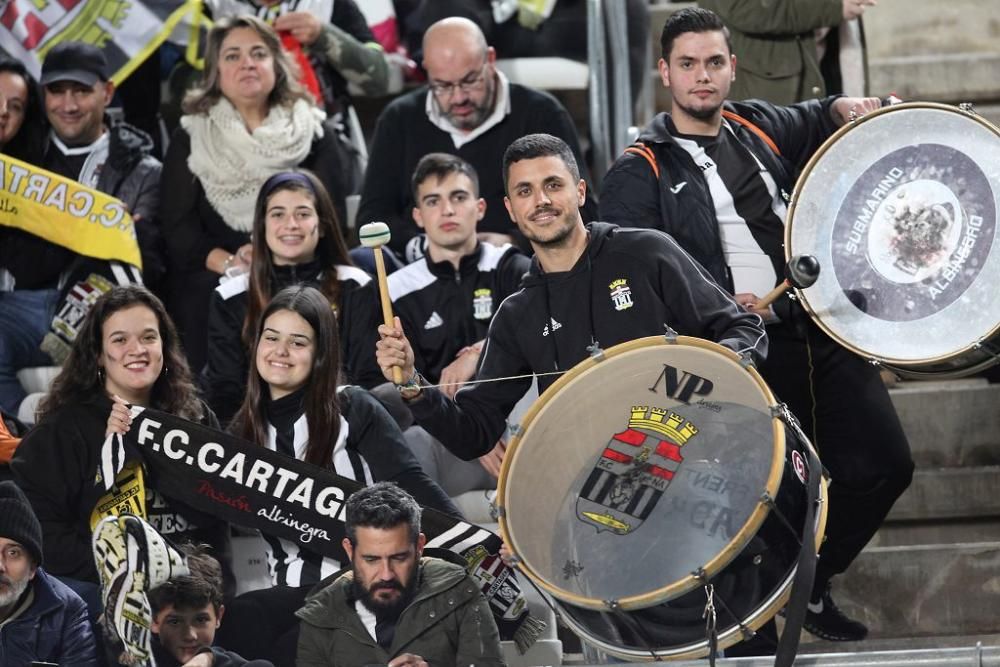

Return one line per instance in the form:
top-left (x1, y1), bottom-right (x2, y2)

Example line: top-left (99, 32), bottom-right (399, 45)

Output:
top-left (160, 15), bottom-right (348, 372)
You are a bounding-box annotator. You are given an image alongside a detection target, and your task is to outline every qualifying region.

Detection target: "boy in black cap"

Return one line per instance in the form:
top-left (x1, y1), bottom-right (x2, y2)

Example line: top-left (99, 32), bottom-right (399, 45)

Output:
top-left (0, 480), bottom-right (98, 665)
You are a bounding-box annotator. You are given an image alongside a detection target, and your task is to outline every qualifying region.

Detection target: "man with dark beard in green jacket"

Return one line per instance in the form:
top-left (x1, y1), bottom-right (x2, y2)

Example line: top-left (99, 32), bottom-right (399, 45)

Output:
top-left (296, 483), bottom-right (505, 667)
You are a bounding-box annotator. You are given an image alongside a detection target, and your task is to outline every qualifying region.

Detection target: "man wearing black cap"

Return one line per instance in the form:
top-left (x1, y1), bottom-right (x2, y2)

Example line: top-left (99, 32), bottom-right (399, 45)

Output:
top-left (0, 481), bottom-right (98, 665)
top-left (0, 41), bottom-right (165, 416)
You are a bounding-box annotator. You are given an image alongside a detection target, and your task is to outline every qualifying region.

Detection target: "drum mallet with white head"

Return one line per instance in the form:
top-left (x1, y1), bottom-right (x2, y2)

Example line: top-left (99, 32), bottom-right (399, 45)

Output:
top-left (756, 254), bottom-right (821, 309)
top-left (359, 221), bottom-right (403, 384)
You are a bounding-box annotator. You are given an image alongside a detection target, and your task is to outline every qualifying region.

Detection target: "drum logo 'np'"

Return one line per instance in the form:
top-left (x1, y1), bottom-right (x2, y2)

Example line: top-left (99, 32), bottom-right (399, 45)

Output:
top-left (648, 364), bottom-right (714, 404)
top-left (577, 406), bottom-right (698, 535)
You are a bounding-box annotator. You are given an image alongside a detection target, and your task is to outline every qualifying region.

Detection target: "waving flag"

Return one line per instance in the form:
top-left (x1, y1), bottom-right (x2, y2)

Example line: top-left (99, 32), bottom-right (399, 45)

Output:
top-left (0, 0), bottom-right (205, 84)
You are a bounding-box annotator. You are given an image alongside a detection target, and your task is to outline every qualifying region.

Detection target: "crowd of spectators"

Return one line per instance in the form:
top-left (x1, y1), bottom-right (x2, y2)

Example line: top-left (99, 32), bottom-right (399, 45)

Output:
top-left (0, 1), bottom-right (884, 664)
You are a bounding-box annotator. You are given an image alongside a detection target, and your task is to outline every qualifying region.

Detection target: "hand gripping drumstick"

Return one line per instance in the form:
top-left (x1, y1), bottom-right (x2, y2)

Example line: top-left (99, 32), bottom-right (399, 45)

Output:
top-left (756, 254), bottom-right (821, 309)
top-left (359, 222), bottom-right (403, 384)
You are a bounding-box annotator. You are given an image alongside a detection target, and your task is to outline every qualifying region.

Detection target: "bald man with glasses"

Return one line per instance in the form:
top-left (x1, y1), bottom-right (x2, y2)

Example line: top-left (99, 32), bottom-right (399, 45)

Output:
top-left (357, 17), bottom-right (596, 263)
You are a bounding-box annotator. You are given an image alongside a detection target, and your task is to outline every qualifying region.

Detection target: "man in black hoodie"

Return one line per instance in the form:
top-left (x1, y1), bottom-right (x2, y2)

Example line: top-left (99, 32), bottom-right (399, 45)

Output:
top-left (376, 132), bottom-right (766, 466)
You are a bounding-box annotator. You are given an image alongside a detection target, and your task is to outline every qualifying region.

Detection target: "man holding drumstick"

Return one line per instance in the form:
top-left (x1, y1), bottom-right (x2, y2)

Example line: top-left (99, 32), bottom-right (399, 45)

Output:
top-left (376, 132), bottom-right (766, 470)
top-left (599, 7), bottom-right (913, 643)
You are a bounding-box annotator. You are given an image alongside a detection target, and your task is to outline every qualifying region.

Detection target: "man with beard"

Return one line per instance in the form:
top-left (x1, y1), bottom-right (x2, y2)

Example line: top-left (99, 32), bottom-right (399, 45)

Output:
top-left (375, 133), bottom-right (766, 463)
top-left (296, 482), bottom-right (504, 667)
top-left (0, 481), bottom-right (97, 665)
top-left (356, 16), bottom-right (596, 263)
top-left (598, 7), bottom-right (913, 645)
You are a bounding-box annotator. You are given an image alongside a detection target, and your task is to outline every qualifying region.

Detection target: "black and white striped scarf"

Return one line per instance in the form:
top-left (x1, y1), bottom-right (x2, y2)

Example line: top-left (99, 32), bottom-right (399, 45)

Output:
top-left (99, 406), bottom-right (545, 651)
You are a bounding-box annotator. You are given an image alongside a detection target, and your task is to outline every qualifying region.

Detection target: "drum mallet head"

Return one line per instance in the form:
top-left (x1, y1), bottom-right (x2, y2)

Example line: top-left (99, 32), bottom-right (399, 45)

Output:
top-left (359, 221), bottom-right (391, 249)
top-left (786, 254), bottom-right (821, 289)
top-left (757, 255), bottom-right (820, 309)
top-left (359, 221), bottom-right (403, 384)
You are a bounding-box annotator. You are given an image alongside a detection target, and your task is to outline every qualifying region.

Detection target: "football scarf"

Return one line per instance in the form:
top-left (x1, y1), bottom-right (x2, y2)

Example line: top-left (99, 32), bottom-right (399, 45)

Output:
top-left (99, 406), bottom-right (545, 651)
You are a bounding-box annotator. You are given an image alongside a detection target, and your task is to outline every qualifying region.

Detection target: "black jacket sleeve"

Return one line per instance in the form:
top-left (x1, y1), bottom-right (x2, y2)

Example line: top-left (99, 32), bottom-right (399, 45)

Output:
top-left (647, 229), bottom-right (769, 364)
top-left (728, 97), bottom-right (840, 170)
top-left (338, 281), bottom-right (385, 389)
top-left (204, 290), bottom-right (250, 426)
top-left (356, 100), bottom-right (416, 257)
top-left (408, 304), bottom-right (534, 460)
top-left (497, 248), bottom-right (532, 298)
top-left (344, 387), bottom-right (461, 517)
top-left (160, 128), bottom-right (216, 273)
top-left (10, 418), bottom-right (98, 581)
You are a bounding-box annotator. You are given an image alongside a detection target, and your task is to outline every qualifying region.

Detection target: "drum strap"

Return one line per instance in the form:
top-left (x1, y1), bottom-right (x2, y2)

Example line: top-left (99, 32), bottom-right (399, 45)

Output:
top-left (623, 112), bottom-right (780, 185)
top-left (772, 430), bottom-right (824, 667)
top-left (721, 111), bottom-right (782, 156)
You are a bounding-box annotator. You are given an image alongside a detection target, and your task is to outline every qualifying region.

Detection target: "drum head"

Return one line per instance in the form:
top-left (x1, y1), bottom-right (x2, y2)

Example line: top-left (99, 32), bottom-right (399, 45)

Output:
top-left (497, 336), bottom-right (785, 610)
top-left (788, 103), bottom-right (1000, 369)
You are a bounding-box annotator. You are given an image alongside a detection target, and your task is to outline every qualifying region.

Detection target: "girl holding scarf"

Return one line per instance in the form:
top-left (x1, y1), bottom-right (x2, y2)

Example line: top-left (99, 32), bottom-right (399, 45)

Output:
top-left (215, 285), bottom-right (456, 662)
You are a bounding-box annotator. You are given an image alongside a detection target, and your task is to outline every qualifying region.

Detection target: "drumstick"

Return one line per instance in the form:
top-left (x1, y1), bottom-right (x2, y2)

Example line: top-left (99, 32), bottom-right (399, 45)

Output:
top-left (756, 254), bottom-right (821, 309)
top-left (359, 222), bottom-right (403, 384)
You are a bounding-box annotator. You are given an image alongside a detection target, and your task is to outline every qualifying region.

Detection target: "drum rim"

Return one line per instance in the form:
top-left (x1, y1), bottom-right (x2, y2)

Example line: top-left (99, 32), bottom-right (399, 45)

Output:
top-left (785, 102), bottom-right (1000, 371)
top-left (498, 335), bottom-right (791, 611)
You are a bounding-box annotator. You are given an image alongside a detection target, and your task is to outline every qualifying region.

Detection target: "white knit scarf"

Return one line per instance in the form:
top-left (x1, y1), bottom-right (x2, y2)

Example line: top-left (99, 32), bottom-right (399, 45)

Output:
top-left (181, 97), bottom-right (326, 232)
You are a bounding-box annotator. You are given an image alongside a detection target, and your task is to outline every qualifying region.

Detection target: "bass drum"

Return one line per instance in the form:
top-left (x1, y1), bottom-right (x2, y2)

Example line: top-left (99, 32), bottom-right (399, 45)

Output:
top-left (786, 102), bottom-right (1000, 377)
top-left (497, 336), bottom-right (827, 660)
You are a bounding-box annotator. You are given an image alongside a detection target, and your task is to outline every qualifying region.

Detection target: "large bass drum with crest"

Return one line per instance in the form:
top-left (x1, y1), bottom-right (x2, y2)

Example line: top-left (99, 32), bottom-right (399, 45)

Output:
top-left (786, 102), bottom-right (1000, 377)
top-left (497, 335), bottom-right (827, 660)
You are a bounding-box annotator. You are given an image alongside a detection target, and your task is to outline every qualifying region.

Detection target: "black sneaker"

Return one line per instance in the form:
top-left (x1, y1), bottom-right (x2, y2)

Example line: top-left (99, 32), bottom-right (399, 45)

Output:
top-left (803, 584), bottom-right (868, 641)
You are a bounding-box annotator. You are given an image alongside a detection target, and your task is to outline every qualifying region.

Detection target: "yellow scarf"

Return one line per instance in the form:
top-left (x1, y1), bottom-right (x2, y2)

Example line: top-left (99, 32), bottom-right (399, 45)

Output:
top-left (0, 153), bottom-right (142, 269)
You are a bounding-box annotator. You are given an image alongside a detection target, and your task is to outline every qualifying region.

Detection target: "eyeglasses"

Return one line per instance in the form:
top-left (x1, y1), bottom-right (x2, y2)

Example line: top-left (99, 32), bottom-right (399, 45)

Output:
top-left (428, 62), bottom-right (490, 99)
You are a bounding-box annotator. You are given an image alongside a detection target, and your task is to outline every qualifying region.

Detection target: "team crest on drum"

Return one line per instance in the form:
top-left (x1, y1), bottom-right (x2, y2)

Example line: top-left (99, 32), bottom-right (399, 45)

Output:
top-left (608, 278), bottom-right (634, 311)
top-left (577, 406), bottom-right (698, 535)
top-left (473, 288), bottom-right (493, 320)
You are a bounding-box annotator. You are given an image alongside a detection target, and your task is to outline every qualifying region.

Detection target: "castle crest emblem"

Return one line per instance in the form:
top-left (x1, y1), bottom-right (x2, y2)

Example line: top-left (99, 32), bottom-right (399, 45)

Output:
top-left (473, 288), bottom-right (494, 320)
top-left (609, 278), bottom-right (633, 311)
top-left (577, 406), bottom-right (698, 535)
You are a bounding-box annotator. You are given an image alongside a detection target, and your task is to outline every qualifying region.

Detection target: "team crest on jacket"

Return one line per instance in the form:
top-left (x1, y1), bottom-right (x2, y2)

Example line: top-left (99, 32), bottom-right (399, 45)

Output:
top-left (609, 278), bottom-right (634, 311)
top-left (577, 406), bottom-right (698, 535)
top-left (473, 288), bottom-right (494, 320)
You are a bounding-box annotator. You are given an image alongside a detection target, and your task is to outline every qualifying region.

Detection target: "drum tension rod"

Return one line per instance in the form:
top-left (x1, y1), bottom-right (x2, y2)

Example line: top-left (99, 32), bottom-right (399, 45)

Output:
top-left (586, 339), bottom-right (605, 360)
top-left (760, 492), bottom-right (803, 546)
top-left (662, 325), bottom-right (679, 344)
top-left (959, 102), bottom-right (977, 115)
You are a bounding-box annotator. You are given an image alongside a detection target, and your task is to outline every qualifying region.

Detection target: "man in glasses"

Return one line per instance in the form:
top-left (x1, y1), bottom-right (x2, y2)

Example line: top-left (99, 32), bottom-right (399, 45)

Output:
top-left (357, 16), bottom-right (596, 263)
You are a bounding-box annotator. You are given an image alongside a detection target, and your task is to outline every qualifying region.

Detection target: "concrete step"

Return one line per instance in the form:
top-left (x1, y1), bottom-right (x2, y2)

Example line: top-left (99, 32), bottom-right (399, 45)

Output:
top-left (831, 542), bottom-right (1000, 638)
top-left (889, 379), bottom-right (1000, 468)
top-left (869, 53), bottom-right (1000, 104)
top-left (873, 517), bottom-right (1000, 549)
top-left (886, 466), bottom-right (1000, 522)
